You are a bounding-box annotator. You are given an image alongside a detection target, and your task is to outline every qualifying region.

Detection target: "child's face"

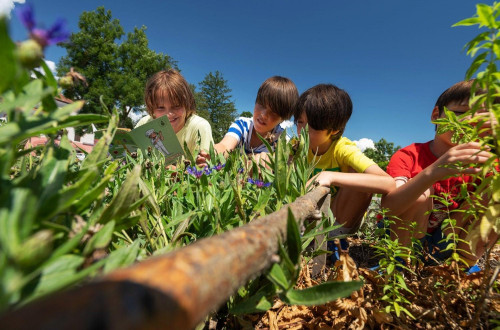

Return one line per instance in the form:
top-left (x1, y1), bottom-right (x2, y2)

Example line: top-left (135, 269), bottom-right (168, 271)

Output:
top-left (433, 100), bottom-right (470, 146)
top-left (296, 111), bottom-right (338, 155)
top-left (253, 103), bottom-right (282, 135)
top-left (152, 95), bottom-right (187, 134)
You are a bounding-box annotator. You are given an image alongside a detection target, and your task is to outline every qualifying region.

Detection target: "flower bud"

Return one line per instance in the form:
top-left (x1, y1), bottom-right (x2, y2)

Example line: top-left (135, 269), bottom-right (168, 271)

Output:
top-left (17, 39), bottom-right (43, 69)
top-left (58, 75), bottom-right (74, 89)
top-left (14, 230), bottom-right (53, 269)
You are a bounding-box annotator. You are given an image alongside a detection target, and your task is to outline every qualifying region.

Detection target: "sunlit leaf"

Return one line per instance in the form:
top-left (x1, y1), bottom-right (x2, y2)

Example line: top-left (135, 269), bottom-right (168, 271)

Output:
top-left (284, 280), bottom-right (362, 306)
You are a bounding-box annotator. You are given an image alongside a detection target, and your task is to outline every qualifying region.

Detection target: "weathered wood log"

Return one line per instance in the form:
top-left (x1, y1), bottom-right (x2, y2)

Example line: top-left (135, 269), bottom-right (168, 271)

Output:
top-left (0, 187), bottom-right (329, 330)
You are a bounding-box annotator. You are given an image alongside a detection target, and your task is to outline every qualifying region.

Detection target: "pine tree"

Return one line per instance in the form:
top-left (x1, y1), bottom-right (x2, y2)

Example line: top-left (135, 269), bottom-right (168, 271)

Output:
top-left (198, 71), bottom-right (237, 141)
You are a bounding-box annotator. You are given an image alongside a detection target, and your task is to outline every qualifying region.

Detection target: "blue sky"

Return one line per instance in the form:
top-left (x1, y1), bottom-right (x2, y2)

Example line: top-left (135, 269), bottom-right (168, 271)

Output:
top-left (4, 0), bottom-right (484, 149)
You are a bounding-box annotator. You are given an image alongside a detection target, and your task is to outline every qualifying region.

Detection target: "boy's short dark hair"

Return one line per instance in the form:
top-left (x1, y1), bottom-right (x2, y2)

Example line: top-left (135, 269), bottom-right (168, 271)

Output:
top-left (294, 84), bottom-right (352, 141)
top-left (255, 76), bottom-right (298, 120)
top-left (144, 69), bottom-right (196, 119)
top-left (434, 79), bottom-right (491, 115)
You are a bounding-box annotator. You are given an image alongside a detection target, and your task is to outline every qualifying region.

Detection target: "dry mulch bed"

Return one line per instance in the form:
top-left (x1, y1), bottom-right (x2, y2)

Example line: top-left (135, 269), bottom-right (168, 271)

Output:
top-left (228, 239), bottom-right (500, 329)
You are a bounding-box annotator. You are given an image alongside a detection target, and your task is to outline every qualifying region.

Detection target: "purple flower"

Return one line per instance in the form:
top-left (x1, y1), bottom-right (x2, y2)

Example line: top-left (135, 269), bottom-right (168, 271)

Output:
top-left (237, 168), bottom-right (244, 174)
top-left (247, 178), bottom-right (272, 188)
top-left (16, 4), bottom-right (69, 47)
top-left (186, 166), bottom-right (211, 179)
top-left (212, 163), bottom-right (225, 171)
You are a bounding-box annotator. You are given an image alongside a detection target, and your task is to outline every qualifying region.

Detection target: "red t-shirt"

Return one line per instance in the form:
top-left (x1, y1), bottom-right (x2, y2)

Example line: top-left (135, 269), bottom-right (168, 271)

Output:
top-left (386, 141), bottom-right (476, 232)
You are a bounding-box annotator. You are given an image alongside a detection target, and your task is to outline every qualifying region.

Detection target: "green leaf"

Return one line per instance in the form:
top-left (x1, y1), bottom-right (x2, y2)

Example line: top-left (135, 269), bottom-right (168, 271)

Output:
top-left (97, 165), bottom-right (141, 225)
top-left (476, 4), bottom-right (495, 28)
top-left (103, 240), bottom-right (140, 273)
top-left (284, 280), bottom-right (363, 306)
top-left (0, 187), bottom-right (38, 256)
top-left (394, 301), bottom-right (401, 317)
top-left (0, 18), bottom-right (18, 94)
top-left (267, 263), bottom-right (289, 291)
top-left (24, 254), bottom-right (106, 304)
top-left (29, 255), bottom-right (84, 298)
top-left (230, 283), bottom-right (274, 315)
top-left (286, 208), bottom-right (301, 265)
top-left (452, 17), bottom-right (480, 27)
top-left (83, 220), bottom-right (115, 256)
top-left (274, 133), bottom-right (288, 200)
top-left (40, 60), bottom-right (58, 92)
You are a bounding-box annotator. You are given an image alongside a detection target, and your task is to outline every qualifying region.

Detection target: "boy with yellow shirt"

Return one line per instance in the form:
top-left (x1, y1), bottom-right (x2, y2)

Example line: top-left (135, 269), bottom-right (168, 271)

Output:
top-left (294, 84), bottom-right (395, 260)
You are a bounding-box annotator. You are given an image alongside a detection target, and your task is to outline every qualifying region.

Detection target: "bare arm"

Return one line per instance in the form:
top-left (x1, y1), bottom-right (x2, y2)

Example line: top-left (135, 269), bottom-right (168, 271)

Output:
top-left (381, 142), bottom-right (491, 215)
top-left (196, 135), bottom-right (240, 167)
top-left (309, 164), bottom-right (396, 194)
top-left (214, 135), bottom-right (239, 155)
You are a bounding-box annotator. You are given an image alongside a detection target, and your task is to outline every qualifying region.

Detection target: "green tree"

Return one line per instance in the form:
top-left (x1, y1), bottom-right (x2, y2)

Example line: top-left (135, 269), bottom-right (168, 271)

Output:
top-left (198, 71), bottom-right (237, 141)
top-left (57, 7), bottom-right (176, 128)
top-left (190, 84), bottom-right (209, 121)
top-left (240, 111), bottom-right (253, 118)
top-left (363, 138), bottom-right (400, 171)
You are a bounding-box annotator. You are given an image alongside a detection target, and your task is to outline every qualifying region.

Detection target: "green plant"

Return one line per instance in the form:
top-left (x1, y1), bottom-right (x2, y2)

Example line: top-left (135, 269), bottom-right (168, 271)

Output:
top-left (372, 215), bottom-right (417, 319)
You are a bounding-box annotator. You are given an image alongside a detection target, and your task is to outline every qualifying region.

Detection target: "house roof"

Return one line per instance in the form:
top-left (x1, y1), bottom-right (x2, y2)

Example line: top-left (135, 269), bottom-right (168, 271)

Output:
top-left (27, 137), bottom-right (95, 153)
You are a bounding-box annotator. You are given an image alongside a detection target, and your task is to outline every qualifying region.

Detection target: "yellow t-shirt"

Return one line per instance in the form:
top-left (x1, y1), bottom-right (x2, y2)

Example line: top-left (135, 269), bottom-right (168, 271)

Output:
top-left (309, 136), bottom-right (375, 176)
top-left (135, 114), bottom-right (213, 155)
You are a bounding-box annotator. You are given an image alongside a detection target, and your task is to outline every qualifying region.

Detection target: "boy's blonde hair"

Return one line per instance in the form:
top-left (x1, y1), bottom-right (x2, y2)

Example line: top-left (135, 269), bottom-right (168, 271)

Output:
top-left (144, 69), bottom-right (196, 119)
top-left (255, 76), bottom-right (298, 120)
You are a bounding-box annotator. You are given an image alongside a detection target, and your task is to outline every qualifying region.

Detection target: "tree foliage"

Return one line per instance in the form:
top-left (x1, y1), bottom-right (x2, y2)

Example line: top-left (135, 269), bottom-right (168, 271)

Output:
top-left (240, 111), bottom-right (253, 118)
top-left (197, 71), bottom-right (237, 141)
top-left (57, 7), bottom-right (176, 128)
top-left (363, 138), bottom-right (400, 171)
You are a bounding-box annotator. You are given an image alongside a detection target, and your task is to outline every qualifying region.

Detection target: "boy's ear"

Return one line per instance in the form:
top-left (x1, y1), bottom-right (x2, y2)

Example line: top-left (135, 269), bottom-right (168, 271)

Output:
top-left (329, 129), bottom-right (340, 137)
top-left (431, 106), bottom-right (440, 121)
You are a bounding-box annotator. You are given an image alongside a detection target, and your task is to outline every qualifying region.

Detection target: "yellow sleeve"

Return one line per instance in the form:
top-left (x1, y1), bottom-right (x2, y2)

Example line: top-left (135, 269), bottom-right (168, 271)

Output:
top-left (334, 137), bottom-right (375, 173)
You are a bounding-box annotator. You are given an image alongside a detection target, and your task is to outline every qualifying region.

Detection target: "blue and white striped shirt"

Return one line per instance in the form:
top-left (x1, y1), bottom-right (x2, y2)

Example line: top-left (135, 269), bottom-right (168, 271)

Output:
top-left (226, 117), bottom-right (285, 154)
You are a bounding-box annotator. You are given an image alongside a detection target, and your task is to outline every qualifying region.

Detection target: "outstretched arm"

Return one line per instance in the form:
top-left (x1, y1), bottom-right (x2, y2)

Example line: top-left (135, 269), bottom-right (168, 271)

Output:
top-left (381, 142), bottom-right (492, 216)
top-left (309, 164), bottom-right (395, 194)
top-left (196, 136), bottom-right (239, 167)
top-left (214, 136), bottom-right (239, 155)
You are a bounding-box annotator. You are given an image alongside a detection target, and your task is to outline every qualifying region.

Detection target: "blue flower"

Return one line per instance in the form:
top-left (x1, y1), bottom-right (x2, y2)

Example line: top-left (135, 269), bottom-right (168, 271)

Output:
top-left (247, 178), bottom-right (272, 188)
top-left (16, 4), bottom-right (69, 47)
top-left (238, 168), bottom-right (244, 174)
top-left (212, 163), bottom-right (225, 171)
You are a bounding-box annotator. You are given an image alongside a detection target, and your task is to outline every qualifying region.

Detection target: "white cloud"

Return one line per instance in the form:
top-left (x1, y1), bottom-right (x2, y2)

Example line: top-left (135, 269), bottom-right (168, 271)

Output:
top-left (45, 60), bottom-right (57, 75)
top-left (129, 106), bottom-right (147, 125)
top-left (30, 60), bottom-right (58, 79)
top-left (353, 138), bottom-right (375, 152)
top-left (280, 120), bottom-right (294, 129)
top-left (0, 0), bottom-right (25, 18)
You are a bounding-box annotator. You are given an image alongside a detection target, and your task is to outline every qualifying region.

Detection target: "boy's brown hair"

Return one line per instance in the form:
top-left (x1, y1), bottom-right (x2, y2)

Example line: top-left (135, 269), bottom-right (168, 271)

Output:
top-left (255, 76), bottom-right (299, 120)
top-left (144, 69), bottom-right (196, 119)
top-left (435, 80), bottom-right (478, 115)
top-left (294, 84), bottom-right (352, 141)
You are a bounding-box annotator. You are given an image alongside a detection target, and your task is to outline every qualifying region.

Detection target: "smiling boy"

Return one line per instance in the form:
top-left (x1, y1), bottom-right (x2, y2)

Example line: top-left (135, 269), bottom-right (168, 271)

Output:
top-left (214, 76), bottom-right (298, 155)
top-left (136, 69), bottom-right (213, 155)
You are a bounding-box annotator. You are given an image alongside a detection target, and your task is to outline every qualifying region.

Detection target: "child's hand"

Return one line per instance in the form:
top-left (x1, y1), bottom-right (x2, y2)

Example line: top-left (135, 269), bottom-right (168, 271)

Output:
top-left (432, 142), bottom-right (492, 178)
top-left (252, 152), bottom-right (272, 169)
top-left (196, 150), bottom-right (210, 168)
top-left (473, 111), bottom-right (497, 138)
top-left (307, 171), bottom-right (334, 189)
